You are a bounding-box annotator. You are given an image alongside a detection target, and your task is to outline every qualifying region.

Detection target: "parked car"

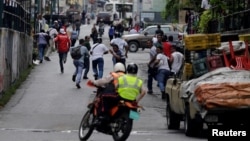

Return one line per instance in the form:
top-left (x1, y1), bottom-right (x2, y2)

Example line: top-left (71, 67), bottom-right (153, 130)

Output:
top-left (96, 12), bottom-right (112, 25)
top-left (122, 25), bottom-right (181, 52)
top-left (66, 8), bottom-right (81, 23)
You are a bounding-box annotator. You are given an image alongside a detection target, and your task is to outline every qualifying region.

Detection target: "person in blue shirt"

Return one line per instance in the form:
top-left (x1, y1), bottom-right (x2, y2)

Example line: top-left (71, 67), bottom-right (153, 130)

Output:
top-left (109, 44), bottom-right (124, 66)
top-left (108, 25), bottom-right (115, 41)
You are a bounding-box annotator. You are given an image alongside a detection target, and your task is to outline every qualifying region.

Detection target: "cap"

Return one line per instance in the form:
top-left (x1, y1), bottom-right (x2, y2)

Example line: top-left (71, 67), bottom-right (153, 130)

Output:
top-left (59, 28), bottom-right (66, 34)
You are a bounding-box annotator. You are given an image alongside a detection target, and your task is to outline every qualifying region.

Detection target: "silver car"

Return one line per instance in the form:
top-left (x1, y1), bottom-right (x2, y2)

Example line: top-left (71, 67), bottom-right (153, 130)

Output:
top-left (122, 25), bottom-right (180, 52)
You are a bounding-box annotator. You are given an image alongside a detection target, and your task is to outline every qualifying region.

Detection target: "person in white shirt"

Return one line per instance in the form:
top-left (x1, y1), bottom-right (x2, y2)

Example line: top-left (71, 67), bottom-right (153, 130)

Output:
top-left (110, 32), bottom-right (129, 66)
top-left (169, 45), bottom-right (184, 77)
top-left (44, 27), bottom-right (58, 61)
top-left (152, 35), bottom-right (158, 46)
top-left (147, 39), bottom-right (157, 94)
top-left (153, 46), bottom-right (171, 99)
top-left (90, 37), bottom-right (109, 80)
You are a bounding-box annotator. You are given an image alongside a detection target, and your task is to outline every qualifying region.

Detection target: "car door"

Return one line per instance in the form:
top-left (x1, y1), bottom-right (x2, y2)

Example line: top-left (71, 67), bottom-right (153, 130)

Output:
top-left (140, 27), bottom-right (156, 48)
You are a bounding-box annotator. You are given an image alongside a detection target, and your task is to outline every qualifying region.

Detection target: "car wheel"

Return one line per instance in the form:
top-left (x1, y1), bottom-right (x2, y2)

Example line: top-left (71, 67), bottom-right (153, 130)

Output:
top-left (184, 104), bottom-right (203, 137)
top-left (128, 41), bottom-right (139, 52)
top-left (166, 103), bottom-right (181, 130)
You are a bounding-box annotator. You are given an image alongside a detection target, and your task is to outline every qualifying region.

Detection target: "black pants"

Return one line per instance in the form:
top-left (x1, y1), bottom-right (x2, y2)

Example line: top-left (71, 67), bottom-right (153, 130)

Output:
top-left (71, 39), bottom-right (77, 47)
top-left (109, 35), bottom-right (114, 41)
top-left (83, 57), bottom-right (90, 77)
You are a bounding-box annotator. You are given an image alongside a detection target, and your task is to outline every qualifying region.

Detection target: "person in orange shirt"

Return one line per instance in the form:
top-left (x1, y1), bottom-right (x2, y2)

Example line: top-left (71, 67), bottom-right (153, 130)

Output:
top-left (54, 28), bottom-right (71, 73)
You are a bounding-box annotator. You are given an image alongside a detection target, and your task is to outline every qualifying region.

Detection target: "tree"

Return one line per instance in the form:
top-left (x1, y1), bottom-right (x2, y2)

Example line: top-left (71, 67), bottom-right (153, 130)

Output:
top-left (164, 0), bottom-right (203, 23)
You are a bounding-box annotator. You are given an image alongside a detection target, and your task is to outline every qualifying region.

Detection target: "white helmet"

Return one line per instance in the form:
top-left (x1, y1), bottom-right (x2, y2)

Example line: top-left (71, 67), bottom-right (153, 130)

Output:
top-left (114, 63), bottom-right (125, 72)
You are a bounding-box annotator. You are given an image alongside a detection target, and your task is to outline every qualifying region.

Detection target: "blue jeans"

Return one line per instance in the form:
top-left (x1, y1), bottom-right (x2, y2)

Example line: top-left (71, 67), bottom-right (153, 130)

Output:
top-left (38, 44), bottom-right (47, 61)
top-left (92, 57), bottom-right (104, 79)
top-left (157, 69), bottom-right (171, 92)
top-left (58, 52), bottom-right (68, 72)
top-left (147, 67), bottom-right (157, 91)
top-left (73, 60), bottom-right (84, 84)
top-left (83, 57), bottom-right (90, 77)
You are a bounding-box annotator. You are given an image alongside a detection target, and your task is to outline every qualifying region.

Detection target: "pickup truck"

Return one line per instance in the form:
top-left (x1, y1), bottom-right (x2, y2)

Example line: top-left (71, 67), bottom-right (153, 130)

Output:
top-left (165, 67), bottom-right (250, 137)
top-left (122, 25), bottom-right (182, 52)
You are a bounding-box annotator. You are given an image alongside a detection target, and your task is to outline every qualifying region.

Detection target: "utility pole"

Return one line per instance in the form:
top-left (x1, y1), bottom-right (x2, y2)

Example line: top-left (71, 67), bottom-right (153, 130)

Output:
top-left (57, 0), bottom-right (59, 15)
top-left (139, 0), bottom-right (142, 26)
top-left (0, 0), bottom-right (3, 27)
top-left (50, 0), bottom-right (53, 26)
top-left (34, 0), bottom-right (38, 33)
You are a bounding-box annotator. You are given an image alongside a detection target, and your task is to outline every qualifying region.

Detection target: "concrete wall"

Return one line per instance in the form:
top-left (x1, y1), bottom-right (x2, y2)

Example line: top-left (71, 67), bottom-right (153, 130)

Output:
top-left (0, 28), bottom-right (33, 96)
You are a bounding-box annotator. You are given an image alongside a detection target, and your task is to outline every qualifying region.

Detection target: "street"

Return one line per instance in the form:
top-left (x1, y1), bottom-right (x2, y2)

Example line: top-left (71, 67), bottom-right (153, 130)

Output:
top-left (0, 23), bottom-right (206, 141)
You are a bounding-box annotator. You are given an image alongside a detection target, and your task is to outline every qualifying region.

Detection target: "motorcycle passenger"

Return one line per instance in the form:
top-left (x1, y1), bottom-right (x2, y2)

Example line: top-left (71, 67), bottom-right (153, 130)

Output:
top-left (91, 63), bottom-right (126, 123)
top-left (116, 63), bottom-right (146, 103)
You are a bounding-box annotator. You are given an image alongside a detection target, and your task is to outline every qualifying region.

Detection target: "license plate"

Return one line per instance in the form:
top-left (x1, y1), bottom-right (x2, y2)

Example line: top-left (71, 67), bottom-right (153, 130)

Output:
top-left (129, 110), bottom-right (140, 120)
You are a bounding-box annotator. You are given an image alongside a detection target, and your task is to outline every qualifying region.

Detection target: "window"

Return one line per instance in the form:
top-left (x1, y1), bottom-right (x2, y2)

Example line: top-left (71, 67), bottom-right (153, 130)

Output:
top-left (115, 4), bottom-right (133, 12)
top-left (162, 27), bottom-right (171, 33)
top-left (145, 27), bottom-right (156, 35)
top-left (105, 4), bottom-right (113, 12)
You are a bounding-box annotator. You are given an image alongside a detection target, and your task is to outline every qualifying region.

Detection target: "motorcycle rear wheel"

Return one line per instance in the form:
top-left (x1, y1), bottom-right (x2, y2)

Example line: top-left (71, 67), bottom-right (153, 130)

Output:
top-left (79, 110), bottom-right (95, 141)
top-left (112, 113), bottom-right (133, 141)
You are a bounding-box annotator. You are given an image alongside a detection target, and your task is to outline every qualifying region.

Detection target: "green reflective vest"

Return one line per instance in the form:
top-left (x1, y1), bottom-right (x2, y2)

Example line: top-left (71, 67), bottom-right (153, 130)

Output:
top-left (117, 75), bottom-right (143, 101)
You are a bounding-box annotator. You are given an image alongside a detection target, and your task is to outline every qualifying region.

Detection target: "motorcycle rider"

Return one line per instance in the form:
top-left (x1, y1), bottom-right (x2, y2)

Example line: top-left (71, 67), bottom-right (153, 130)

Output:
top-left (116, 63), bottom-right (146, 103)
top-left (91, 63), bottom-right (126, 123)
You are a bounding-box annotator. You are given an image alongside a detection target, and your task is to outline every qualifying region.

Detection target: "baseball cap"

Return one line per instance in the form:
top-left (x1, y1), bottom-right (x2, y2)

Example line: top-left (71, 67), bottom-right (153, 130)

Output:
top-left (59, 28), bottom-right (66, 34)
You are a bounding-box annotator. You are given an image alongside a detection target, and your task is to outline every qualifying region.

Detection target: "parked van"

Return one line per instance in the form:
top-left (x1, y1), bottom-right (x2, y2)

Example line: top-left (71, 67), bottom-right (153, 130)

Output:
top-left (66, 8), bottom-right (81, 23)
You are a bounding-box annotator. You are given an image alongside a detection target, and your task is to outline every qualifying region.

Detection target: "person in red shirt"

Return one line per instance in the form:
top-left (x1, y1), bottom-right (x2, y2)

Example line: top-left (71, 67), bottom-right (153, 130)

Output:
top-left (54, 28), bottom-right (71, 73)
top-left (161, 35), bottom-right (172, 58)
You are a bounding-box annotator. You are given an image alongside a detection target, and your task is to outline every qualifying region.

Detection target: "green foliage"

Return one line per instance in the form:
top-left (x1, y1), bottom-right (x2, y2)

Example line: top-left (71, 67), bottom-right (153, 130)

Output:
top-left (209, 0), bottom-right (227, 14)
top-left (164, 0), bottom-right (180, 22)
top-left (198, 10), bottom-right (212, 33)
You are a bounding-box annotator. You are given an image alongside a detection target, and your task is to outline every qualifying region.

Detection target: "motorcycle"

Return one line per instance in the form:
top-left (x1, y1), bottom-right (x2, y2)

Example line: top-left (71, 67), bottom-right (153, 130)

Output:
top-left (79, 80), bottom-right (144, 141)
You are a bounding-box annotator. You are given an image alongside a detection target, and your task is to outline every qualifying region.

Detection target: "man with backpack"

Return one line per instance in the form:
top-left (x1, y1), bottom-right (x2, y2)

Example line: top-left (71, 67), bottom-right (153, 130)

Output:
top-left (70, 39), bottom-right (89, 89)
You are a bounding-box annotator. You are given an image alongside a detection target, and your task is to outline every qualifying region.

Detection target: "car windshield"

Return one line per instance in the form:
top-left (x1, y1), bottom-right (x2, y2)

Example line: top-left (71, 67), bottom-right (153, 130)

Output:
top-left (143, 26), bottom-right (171, 35)
top-left (161, 27), bottom-right (171, 33)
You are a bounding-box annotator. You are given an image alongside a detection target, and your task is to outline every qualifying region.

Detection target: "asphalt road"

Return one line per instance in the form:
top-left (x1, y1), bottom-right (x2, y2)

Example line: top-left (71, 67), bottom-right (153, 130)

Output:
top-left (0, 22), bottom-right (207, 141)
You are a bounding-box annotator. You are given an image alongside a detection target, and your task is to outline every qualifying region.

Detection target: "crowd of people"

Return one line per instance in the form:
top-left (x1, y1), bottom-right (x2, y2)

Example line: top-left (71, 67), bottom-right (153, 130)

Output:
top-left (33, 18), bottom-right (184, 123)
top-left (146, 24), bottom-right (184, 99)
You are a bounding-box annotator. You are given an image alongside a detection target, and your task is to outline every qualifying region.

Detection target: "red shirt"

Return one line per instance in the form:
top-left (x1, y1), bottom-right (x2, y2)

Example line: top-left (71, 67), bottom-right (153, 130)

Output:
top-left (162, 42), bottom-right (172, 58)
top-left (54, 34), bottom-right (70, 53)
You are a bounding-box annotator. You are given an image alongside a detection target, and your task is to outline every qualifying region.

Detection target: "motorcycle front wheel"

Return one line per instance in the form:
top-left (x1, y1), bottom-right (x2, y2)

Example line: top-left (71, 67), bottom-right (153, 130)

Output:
top-left (79, 110), bottom-right (95, 141)
top-left (112, 113), bottom-right (133, 141)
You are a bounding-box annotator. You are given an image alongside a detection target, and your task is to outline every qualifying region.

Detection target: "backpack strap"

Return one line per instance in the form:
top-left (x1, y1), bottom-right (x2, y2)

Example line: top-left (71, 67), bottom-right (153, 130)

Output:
top-left (90, 43), bottom-right (99, 55)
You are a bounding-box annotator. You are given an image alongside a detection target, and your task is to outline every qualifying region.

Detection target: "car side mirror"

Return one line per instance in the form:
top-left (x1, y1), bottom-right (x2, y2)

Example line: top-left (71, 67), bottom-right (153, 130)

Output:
top-left (144, 32), bottom-right (148, 36)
